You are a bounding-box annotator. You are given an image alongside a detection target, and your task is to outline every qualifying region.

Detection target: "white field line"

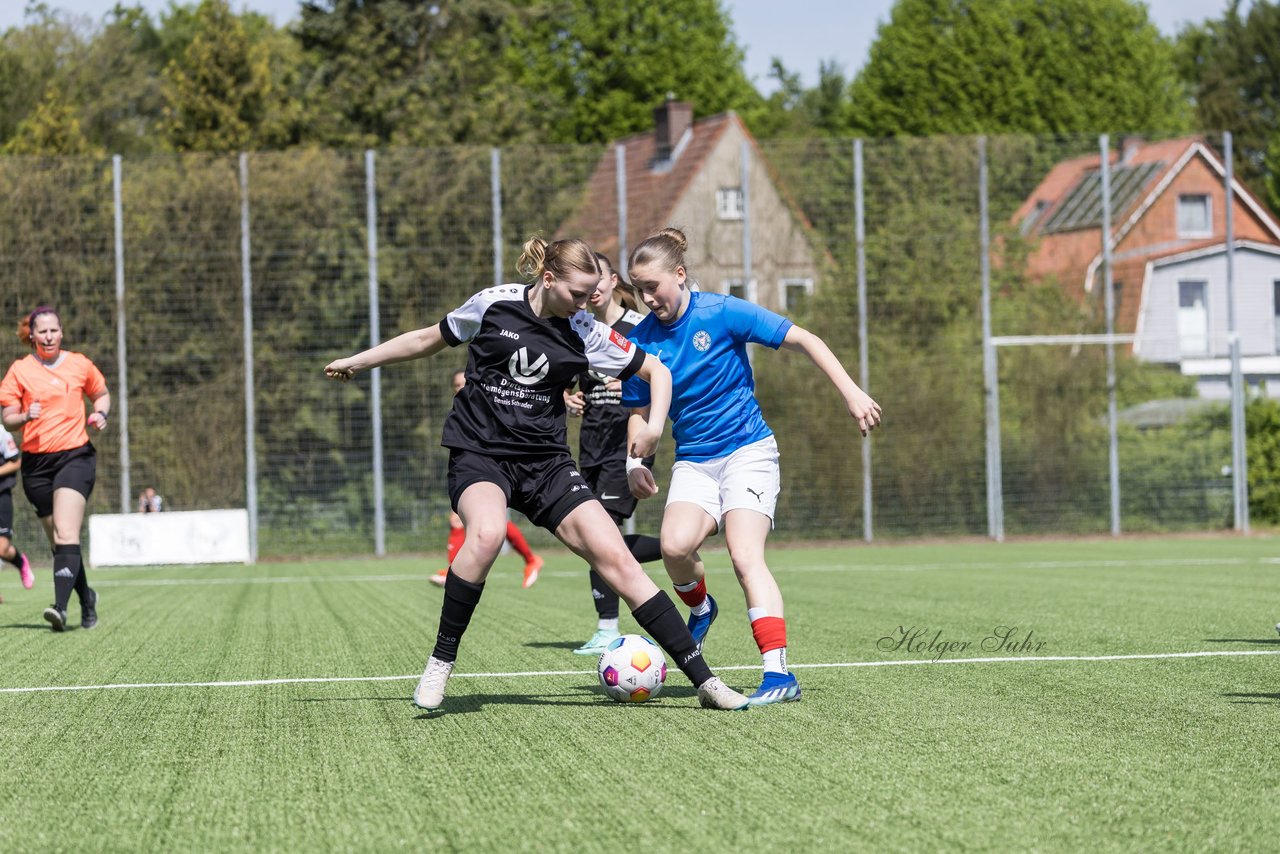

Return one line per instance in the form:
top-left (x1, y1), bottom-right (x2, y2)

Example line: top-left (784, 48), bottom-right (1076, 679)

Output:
top-left (2, 649), bottom-right (1276, 695)
top-left (91, 556), bottom-right (1259, 588)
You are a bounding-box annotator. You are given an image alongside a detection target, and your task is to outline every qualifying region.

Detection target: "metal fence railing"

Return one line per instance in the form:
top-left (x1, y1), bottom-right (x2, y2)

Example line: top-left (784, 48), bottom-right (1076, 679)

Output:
top-left (0, 131), bottom-right (1261, 559)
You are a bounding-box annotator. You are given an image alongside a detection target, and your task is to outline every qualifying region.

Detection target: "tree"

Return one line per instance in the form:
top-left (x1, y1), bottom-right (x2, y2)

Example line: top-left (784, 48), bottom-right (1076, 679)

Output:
top-left (163, 0), bottom-right (299, 151)
top-left (850, 0), bottom-right (1191, 137)
top-left (750, 59), bottom-right (855, 139)
top-left (1177, 0), bottom-right (1280, 198)
top-left (506, 0), bottom-right (764, 143)
top-left (296, 0), bottom-right (543, 147)
top-left (2, 87), bottom-right (101, 155)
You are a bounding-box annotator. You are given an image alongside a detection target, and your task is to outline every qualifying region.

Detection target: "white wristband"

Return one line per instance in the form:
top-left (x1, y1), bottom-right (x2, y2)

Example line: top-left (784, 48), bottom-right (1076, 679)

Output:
top-left (625, 456), bottom-right (645, 474)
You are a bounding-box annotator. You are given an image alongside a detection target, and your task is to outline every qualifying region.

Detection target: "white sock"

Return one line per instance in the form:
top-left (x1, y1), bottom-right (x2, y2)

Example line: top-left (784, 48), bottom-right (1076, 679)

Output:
top-left (598, 618), bottom-right (619, 631)
top-left (762, 647), bottom-right (788, 675)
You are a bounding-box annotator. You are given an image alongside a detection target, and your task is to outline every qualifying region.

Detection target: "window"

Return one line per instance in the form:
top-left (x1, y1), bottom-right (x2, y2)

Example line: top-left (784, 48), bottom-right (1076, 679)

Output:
top-left (1178, 280), bottom-right (1208, 356)
top-left (724, 278), bottom-right (756, 303)
top-left (1274, 281), bottom-right (1280, 353)
top-left (716, 187), bottom-right (744, 220)
top-left (781, 278), bottom-right (814, 312)
top-left (1177, 194), bottom-right (1211, 237)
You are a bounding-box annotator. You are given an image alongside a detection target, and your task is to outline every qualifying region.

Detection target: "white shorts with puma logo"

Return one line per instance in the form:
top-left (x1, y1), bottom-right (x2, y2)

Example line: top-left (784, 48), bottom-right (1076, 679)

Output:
top-left (666, 435), bottom-right (780, 530)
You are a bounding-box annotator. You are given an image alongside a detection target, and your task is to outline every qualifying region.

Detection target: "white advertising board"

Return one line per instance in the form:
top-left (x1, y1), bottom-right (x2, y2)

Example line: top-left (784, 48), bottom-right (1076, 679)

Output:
top-left (89, 509), bottom-right (251, 566)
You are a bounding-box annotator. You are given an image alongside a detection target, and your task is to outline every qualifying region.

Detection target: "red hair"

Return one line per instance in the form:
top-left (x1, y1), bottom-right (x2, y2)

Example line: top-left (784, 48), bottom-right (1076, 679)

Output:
top-left (17, 305), bottom-right (58, 348)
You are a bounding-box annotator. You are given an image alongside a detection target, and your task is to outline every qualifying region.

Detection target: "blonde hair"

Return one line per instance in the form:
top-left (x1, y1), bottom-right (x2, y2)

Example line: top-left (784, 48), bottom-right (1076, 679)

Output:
top-left (516, 237), bottom-right (600, 282)
top-left (628, 227), bottom-right (688, 278)
top-left (17, 305), bottom-right (58, 348)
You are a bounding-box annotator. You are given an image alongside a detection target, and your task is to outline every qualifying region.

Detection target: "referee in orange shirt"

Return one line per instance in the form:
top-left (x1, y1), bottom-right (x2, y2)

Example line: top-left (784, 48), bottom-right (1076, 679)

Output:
top-left (0, 306), bottom-right (111, 632)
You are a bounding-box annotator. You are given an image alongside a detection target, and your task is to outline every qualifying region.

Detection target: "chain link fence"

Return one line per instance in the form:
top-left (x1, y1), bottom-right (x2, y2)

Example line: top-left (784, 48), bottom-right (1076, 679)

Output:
top-left (0, 131), bottom-right (1261, 559)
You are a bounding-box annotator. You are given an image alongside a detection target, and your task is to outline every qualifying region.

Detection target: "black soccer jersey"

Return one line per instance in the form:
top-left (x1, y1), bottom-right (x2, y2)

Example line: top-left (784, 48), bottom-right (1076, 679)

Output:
top-left (439, 284), bottom-right (646, 457)
top-left (576, 309), bottom-right (645, 469)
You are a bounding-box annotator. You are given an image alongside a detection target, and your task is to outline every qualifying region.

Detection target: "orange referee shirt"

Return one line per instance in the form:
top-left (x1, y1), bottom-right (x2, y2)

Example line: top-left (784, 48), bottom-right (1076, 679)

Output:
top-left (0, 352), bottom-right (107, 454)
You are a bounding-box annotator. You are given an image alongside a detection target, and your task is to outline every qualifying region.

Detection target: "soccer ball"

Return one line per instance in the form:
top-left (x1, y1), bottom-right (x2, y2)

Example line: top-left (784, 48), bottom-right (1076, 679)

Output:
top-left (597, 634), bottom-right (667, 703)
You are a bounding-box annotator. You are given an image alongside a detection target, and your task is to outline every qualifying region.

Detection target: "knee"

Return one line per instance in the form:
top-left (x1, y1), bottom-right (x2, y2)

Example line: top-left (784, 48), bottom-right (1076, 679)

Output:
top-left (727, 549), bottom-right (767, 581)
top-left (463, 522), bottom-right (506, 558)
top-left (660, 534), bottom-right (701, 567)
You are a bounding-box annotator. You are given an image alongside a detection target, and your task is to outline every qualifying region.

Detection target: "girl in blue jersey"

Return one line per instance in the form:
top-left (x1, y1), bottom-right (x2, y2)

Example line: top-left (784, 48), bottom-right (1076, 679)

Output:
top-left (325, 236), bottom-right (751, 712)
top-left (623, 228), bottom-right (881, 706)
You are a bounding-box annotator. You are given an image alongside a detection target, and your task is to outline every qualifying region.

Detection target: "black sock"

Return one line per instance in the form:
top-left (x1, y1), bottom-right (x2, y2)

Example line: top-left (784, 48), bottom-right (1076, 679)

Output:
top-left (1, 543), bottom-right (20, 566)
top-left (431, 570), bottom-right (485, 663)
top-left (52, 544), bottom-right (78, 611)
top-left (631, 591), bottom-right (713, 687)
top-left (70, 547), bottom-right (90, 602)
top-left (622, 533), bottom-right (662, 564)
top-left (588, 569), bottom-right (620, 621)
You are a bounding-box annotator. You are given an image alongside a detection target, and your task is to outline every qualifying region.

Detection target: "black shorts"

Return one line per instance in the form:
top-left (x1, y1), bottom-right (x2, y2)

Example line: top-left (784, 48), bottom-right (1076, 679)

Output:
top-left (447, 448), bottom-right (596, 532)
top-left (582, 460), bottom-right (638, 524)
top-left (21, 443), bottom-right (97, 519)
top-left (0, 489), bottom-right (13, 539)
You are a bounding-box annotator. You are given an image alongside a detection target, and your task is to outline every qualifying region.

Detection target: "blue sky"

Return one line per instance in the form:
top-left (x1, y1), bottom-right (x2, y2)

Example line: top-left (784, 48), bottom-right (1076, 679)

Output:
top-left (0, 0), bottom-right (1238, 93)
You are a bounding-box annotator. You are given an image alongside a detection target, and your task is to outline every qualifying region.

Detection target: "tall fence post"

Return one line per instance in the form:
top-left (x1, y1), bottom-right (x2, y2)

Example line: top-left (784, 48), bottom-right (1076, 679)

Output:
top-left (491, 148), bottom-right (504, 286)
top-left (615, 143), bottom-right (635, 537)
top-left (1099, 134), bottom-right (1121, 535)
top-left (979, 137), bottom-right (1003, 541)
top-left (615, 145), bottom-right (628, 277)
top-left (854, 139), bottom-right (872, 542)
top-left (112, 154), bottom-right (131, 513)
top-left (740, 140), bottom-right (753, 300)
top-left (366, 150), bottom-right (386, 557)
top-left (1224, 132), bottom-right (1249, 532)
top-left (239, 153), bottom-right (258, 563)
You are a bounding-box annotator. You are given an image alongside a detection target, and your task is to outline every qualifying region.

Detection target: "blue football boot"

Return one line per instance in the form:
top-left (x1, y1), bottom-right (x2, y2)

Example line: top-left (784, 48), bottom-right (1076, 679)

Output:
top-left (748, 671), bottom-right (802, 706)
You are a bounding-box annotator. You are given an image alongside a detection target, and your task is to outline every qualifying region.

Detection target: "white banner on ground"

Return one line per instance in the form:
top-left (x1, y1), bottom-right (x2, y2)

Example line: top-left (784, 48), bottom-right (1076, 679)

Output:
top-left (89, 510), bottom-right (251, 567)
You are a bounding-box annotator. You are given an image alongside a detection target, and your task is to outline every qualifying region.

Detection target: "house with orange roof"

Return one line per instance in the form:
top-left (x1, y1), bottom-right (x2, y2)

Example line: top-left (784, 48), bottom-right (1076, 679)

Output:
top-left (1015, 136), bottom-right (1280, 398)
top-left (558, 99), bottom-right (820, 314)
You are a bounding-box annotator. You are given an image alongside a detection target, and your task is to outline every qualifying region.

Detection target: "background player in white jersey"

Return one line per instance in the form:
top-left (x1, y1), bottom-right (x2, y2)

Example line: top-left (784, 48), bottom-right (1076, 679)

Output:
top-left (623, 228), bottom-right (881, 706)
top-left (324, 236), bottom-right (751, 712)
top-left (0, 427), bottom-right (35, 600)
top-left (564, 253), bottom-right (699, 656)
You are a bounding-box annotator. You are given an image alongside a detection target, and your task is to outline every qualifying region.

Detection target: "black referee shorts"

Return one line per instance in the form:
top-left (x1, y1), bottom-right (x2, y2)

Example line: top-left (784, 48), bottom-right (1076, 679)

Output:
top-left (0, 489), bottom-right (14, 539)
top-left (447, 448), bottom-right (596, 533)
top-left (21, 442), bottom-right (97, 518)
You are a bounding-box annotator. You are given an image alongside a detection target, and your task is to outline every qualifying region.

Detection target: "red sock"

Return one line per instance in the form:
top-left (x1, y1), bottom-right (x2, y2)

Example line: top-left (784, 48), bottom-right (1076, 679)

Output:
top-left (446, 525), bottom-right (466, 564)
top-left (505, 521), bottom-right (535, 562)
top-left (751, 616), bottom-right (787, 653)
top-left (673, 578), bottom-right (707, 608)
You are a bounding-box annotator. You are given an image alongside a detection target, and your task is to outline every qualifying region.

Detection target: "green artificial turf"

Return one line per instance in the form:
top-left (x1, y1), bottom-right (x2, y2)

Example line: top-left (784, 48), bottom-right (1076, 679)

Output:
top-left (1, 536), bottom-right (1277, 851)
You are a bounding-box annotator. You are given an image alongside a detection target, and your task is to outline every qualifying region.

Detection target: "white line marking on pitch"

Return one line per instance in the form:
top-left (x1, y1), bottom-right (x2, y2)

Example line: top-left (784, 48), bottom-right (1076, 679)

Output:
top-left (2, 649), bottom-right (1276, 695)
top-left (92, 556), bottom-right (1260, 588)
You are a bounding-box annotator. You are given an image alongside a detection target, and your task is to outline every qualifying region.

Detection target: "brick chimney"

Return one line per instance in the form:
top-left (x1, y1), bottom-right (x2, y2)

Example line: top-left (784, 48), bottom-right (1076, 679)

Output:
top-left (1118, 135), bottom-right (1144, 165)
top-left (653, 98), bottom-right (693, 162)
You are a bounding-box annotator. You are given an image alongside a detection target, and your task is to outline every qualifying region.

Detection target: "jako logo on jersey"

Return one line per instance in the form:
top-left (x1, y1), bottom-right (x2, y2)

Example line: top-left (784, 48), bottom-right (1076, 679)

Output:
top-left (609, 329), bottom-right (633, 352)
top-left (508, 348), bottom-right (549, 385)
top-left (500, 329), bottom-right (520, 340)
top-left (692, 330), bottom-right (711, 351)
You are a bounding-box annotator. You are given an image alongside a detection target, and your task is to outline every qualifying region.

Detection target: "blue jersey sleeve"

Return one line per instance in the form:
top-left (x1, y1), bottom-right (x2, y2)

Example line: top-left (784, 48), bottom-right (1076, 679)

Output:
top-left (725, 296), bottom-right (792, 348)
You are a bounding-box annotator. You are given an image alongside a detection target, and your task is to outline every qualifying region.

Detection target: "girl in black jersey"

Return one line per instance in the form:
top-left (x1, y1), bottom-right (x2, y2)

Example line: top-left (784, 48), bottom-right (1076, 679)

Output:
top-left (566, 253), bottom-right (702, 656)
top-left (325, 237), bottom-right (750, 712)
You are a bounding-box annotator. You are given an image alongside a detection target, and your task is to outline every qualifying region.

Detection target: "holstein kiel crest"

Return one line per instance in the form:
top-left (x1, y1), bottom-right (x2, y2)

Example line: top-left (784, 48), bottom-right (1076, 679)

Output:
top-left (508, 347), bottom-right (550, 385)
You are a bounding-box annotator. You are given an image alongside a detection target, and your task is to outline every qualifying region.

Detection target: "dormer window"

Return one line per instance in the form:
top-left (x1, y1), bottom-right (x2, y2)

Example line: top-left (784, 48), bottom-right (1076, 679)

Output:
top-left (717, 187), bottom-right (744, 220)
top-left (1177, 194), bottom-right (1211, 237)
